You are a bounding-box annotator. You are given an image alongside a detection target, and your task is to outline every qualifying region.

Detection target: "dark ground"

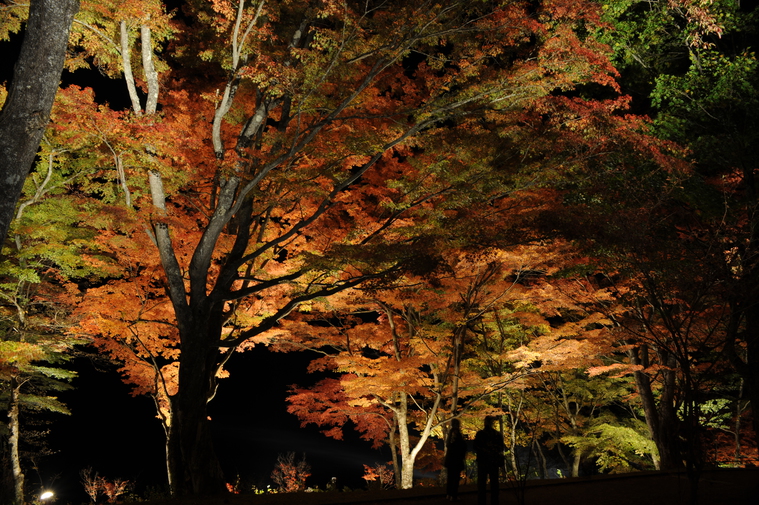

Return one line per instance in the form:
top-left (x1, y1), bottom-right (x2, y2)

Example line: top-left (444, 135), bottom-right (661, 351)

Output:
top-left (142, 468), bottom-right (759, 505)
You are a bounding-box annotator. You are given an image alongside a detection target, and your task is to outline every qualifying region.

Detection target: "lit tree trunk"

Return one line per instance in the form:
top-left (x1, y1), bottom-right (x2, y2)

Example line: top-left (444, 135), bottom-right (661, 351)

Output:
top-left (0, 0), bottom-right (79, 248)
top-left (385, 390), bottom-right (442, 489)
top-left (120, 20), bottom-right (141, 114)
top-left (8, 377), bottom-right (24, 505)
top-left (140, 23), bottom-right (159, 114)
top-left (395, 392), bottom-right (423, 490)
top-left (150, 172), bottom-right (228, 495)
top-left (164, 417), bottom-right (175, 494)
top-left (375, 303), bottom-right (446, 489)
top-left (396, 393), bottom-right (414, 489)
top-left (504, 393), bottom-right (522, 477)
top-left (119, 20), bottom-right (159, 115)
top-left (160, 387), bottom-right (176, 494)
top-left (571, 450), bottom-right (581, 478)
top-left (147, 366), bottom-right (175, 494)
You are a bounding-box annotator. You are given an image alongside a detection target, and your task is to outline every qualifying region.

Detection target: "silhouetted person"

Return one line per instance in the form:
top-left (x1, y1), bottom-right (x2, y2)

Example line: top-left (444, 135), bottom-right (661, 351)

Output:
top-left (326, 476), bottom-right (338, 492)
top-left (474, 415), bottom-right (504, 505)
top-left (445, 418), bottom-right (467, 501)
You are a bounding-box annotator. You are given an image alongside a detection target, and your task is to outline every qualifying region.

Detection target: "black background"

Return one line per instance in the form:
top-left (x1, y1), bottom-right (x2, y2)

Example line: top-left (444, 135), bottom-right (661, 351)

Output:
top-left (40, 346), bottom-right (386, 503)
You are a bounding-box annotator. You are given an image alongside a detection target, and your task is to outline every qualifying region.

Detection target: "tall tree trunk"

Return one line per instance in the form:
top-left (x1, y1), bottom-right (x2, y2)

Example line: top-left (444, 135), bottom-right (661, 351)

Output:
top-left (150, 170), bottom-right (226, 495)
top-left (120, 20), bottom-right (142, 114)
top-left (8, 378), bottom-right (24, 505)
top-left (503, 392), bottom-right (522, 477)
top-left (629, 344), bottom-right (683, 470)
top-left (164, 422), bottom-right (175, 495)
top-left (169, 317), bottom-right (226, 496)
top-left (724, 302), bottom-right (759, 456)
top-left (140, 24), bottom-right (159, 114)
top-left (571, 450), bottom-right (581, 478)
top-left (0, 0), bottom-right (79, 248)
top-left (657, 364), bottom-right (683, 468)
top-left (395, 393), bottom-right (413, 489)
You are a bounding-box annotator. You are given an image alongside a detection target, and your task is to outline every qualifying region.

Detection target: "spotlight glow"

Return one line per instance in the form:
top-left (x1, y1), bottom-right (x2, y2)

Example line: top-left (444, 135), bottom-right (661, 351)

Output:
top-left (40, 491), bottom-right (54, 501)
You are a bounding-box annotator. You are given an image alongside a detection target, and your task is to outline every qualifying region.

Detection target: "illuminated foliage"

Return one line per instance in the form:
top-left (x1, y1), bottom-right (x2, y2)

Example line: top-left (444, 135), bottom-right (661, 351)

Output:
top-left (3, 0), bottom-right (726, 495)
top-left (584, 0), bottom-right (759, 475)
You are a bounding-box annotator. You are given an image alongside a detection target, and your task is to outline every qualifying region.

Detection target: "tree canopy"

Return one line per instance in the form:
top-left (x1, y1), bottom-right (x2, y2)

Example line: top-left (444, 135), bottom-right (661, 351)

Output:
top-left (1, 0), bottom-right (758, 499)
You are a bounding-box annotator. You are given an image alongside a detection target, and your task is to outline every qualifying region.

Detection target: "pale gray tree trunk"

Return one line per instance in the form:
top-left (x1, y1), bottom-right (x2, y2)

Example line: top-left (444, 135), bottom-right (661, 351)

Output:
top-left (120, 20), bottom-right (142, 114)
top-left (9, 378), bottom-right (24, 505)
top-left (0, 0), bottom-right (79, 250)
top-left (140, 24), bottom-right (159, 114)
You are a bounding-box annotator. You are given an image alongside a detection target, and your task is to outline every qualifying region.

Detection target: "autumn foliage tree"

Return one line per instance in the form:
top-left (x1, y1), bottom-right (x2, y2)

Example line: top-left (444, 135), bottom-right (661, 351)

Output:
top-left (0, 84), bottom-right (113, 504)
top-left (270, 452), bottom-right (311, 493)
top-left (1, 0), bottom-right (689, 496)
top-left (0, 166), bottom-right (88, 504)
top-left (565, 0), bottom-right (759, 480)
top-left (284, 241), bottom-right (629, 486)
top-left (284, 252), bottom-right (532, 488)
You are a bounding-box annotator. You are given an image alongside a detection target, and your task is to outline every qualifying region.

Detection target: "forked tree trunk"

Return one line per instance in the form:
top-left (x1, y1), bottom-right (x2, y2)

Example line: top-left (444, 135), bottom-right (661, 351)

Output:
top-left (151, 189), bottom-right (227, 494)
top-left (388, 390), bottom-right (441, 489)
top-left (149, 169), bottom-right (227, 495)
top-left (629, 345), bottom-right (683, 470)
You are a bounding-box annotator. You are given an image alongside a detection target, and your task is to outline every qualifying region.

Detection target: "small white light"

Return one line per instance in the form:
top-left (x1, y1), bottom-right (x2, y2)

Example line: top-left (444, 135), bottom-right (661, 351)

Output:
top-left (40, 491), bottom-right (54, 501)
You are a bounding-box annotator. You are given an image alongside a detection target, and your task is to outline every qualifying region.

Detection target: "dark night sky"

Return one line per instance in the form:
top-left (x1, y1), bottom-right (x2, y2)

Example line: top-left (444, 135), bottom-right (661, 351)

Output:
top-left (40, 346), bottom-right (387, 503)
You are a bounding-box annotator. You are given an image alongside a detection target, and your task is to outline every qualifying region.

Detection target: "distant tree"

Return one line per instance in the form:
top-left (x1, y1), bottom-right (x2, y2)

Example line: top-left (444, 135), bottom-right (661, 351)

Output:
top-left (285, 255), bottom-right (519, 489)
top-left (588, 0), bottom-right (759, 476)
top-left (80, 468), bottom-right (131, 504)
top-left (271, 452), bottom-right (310, 493)
top-left (285, 244), bottom-right (626, 486)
